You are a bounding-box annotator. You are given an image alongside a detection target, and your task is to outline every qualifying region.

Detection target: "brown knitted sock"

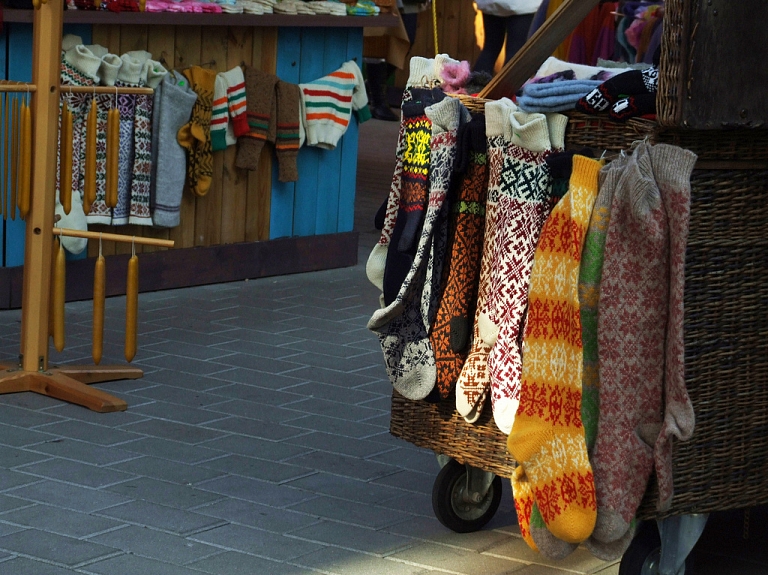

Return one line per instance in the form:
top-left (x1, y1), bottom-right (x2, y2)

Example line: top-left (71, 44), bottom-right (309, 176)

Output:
top-left (275, 80), bottom-right (301, 183)
top-left (235, 66), bottom-right (278, 171)
top-left (180, 66), bottom-right (216, 197)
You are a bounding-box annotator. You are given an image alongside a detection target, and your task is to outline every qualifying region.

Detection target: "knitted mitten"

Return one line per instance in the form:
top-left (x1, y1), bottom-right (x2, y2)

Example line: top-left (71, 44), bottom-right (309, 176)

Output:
top-left (211, 74), bottom-right (230, 152)
top-left (179, 66), bottom-right (216, 197)
top-left (508, 155), bottom-right (602, 549)
top-left (609, 92), bottom-right (656, 122)
top-left (373, 97), bottom-right (465, 400)
top-left (430, 114), bottom-right (489, 398)
top-left (111, 53), bottom-right (143, 226)
top-left (151, 71), bottom-right (198, 227)
top-left (129, 59), bottom-right (166, 226)
top-left (485, 112), bottom-right (568, 435)
top-left (235, 66), bottom-right (278, 171)
top-left (86, 52), bottom-right (122, 226)
top-left (455, 97), bottom-right (517, 422)
top-left (576, 66), bottom-right (658, 114)
top-left (592, 143), bottom-right (668, 545)
top-left (649, 143), bottom-right (697, 512)
top-left (275, 80), bottom-right (301, 183)
top-left (222, 66), bottom-right (249, 137)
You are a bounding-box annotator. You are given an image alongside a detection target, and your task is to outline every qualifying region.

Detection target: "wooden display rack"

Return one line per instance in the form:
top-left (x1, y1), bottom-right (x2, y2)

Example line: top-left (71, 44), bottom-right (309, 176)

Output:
top-left (0, 0), bottom-right (170, 413)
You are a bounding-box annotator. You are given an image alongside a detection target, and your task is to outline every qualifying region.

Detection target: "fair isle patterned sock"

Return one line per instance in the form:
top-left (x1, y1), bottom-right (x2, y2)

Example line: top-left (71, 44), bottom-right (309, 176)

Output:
top-left (592, 143), bottom-right (668, 544)
top-left (455, 98), bottom-right (516, 421)
top-left (485, 112), bottom-right (569, 435)
top-left (430, 115), bottom-right (489, 399)
top-left (650, 143), bottom-right (697, 512)
top-left (507, 155), bottom-right (602, 549)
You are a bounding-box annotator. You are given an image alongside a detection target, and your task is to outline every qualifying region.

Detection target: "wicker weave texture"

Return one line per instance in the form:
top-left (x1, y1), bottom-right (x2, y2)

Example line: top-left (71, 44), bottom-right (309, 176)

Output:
top-left (656, 0), bottom-right (688, 126)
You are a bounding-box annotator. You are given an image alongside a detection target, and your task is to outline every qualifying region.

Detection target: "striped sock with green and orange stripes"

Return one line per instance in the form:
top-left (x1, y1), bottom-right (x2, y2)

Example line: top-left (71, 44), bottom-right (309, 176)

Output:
top-left (211, 74), bottom-right (229, 152)
top-left (235, 66), bottom-right (278, 172)
top-left (275, 80), bottom-right (301, 183)
top-left (223, 66), bottom-right (249, 138)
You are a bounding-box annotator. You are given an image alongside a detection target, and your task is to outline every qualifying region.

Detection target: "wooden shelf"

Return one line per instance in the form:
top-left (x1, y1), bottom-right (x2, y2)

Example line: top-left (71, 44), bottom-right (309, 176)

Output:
top-left (2, 7), bottom-right (399, 27)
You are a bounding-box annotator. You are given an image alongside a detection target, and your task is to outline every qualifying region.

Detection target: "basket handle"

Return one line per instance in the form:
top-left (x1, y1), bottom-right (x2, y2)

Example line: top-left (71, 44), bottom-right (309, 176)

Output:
top-left (478, 0), bottom-right (601, 100)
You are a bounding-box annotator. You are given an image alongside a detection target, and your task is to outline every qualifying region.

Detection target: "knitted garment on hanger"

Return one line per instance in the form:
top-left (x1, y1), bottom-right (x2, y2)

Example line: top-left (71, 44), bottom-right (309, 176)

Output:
top-left (128, 90), bottom-right (154, 225)
top-left (111, 84), bottom-right (138, 226)
top-left (86, 93), bottom-right (117, 225)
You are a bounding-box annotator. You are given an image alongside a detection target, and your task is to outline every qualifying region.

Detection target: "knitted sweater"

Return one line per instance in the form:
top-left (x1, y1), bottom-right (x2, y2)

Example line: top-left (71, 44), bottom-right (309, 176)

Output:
top-left (299, 60), bottom-right (371, 150)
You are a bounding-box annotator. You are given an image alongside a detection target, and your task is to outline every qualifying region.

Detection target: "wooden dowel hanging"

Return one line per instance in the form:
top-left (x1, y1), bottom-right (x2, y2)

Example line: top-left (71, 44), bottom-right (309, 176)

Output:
top-left (17, 95), bottom-right (32, 219)
top-left (92, 242), bottom-right (105, 365)
top-left (83, 97), bottom-right (97, 214)
top-left (0, 81), bottom-right (37, 93)
top-left (62, 85), bottom-right (153, 96)
top-left (105, 105), bottom-right (119, 209)
top-left (125, 248), bottom-right (138, 363)
top-left (53, 238), bottom-right (66, 352)
top-left (52, 227), bottom-right (176, 248)
top-left (60, 100), bottom-right (73, 215)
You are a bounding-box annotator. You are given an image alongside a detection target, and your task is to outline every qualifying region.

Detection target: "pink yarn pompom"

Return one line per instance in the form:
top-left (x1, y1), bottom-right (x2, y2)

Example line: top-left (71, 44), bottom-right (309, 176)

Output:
top-left (441, 60), bottom-right (471, 93)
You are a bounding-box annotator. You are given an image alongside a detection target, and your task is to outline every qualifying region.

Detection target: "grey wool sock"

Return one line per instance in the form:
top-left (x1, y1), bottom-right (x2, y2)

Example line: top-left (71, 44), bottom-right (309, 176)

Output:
top-left (150, 71), bottom-right (198, 228)
top-left (235, 66), bottom-right (278, 171)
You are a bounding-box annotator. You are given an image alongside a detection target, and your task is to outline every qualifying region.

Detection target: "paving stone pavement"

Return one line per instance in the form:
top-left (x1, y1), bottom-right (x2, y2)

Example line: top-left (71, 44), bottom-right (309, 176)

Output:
top-left (0, 119), bottom-right (620, 575)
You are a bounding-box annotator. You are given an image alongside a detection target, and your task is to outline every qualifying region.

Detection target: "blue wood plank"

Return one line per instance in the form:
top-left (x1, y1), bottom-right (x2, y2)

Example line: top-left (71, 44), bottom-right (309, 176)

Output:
top-left (313, 28), bottom-right (349, 236)
top-left (270, 27), bottom-right (301, 240)
top-left (291, 27), bottom-right (328, 238)
top-left (4, 24), bottom-right (32, 268)
top-left (337, 28), bottom-right (364, 234)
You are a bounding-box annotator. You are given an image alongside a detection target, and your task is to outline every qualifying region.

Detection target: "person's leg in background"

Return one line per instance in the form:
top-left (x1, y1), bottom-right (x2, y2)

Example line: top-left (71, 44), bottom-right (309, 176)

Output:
top-left (474, 13), bottom-right (507, 75)
top-left (502, 13), bottom-right (535, 64)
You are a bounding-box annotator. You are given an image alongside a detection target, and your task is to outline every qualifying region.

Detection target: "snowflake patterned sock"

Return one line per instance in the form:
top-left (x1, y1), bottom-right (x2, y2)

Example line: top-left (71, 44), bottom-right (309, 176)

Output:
top-left (430, 115), bottom-right (489, 399)
top-left (508, 155), bottom-right (602, 547)
top-left (111, 53), bottom-right (142, 226)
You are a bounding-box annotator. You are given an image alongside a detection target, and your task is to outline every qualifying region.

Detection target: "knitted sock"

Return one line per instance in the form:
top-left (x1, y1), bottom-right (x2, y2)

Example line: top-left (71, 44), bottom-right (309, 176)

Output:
top-left (455, 97), bottom-right (516, 422)
top-left (609, 92), bottom-right (656, 122)
top-left (235, 66), bottom-right (278, 171)
top-left (152, 71), bottom-right (198, 227)
top-left (374, 97), bottom-right (464, 400)
top-left (507, 155), bottom-right (602, 547)
top-left (649, 143), bottom-right (697, 512)
top-left (275, 80), bottom-right (301, 183)
top-left (381, 101), bottom-right (432, 307)
top-left (430, 115), bottom-right (489, 399)
top-left (111, 53), bottom-right (143, 226)
top-left (211, 74), bottom-right (230, 152)
top-left (180, 66), bottom-right (216, 197)
top-left (592, 143), bottom-right (668, 544)
top-left (222, 66), bottom-right (249, 138)
top-left (86, 52), bottom-right (123, 226)
top-left (129, 59), bottom-right (166, 226)
top-left (576, 66), bottom-right (658, 114)
top-left (484, 112), bottom-right (568, 435)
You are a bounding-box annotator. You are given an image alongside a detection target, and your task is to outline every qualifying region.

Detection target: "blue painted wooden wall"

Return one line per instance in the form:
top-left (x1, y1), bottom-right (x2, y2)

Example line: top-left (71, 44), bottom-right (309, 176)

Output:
top-left (272, 27), bottom-right (362, 240)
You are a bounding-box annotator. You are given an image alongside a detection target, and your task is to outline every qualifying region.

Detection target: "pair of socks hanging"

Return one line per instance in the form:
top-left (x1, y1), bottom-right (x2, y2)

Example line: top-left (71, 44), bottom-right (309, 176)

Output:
top-left (211, 67), bottom-right (249, 152)
top-left (234, 66), bottom-right (301, 183)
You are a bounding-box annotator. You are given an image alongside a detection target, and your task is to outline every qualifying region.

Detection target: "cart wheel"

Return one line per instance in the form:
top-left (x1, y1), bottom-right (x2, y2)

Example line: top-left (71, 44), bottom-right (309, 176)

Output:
top-left (619, 521), bottom-right (693, 575)
top-left (431, 459), bottom-right (502, 533)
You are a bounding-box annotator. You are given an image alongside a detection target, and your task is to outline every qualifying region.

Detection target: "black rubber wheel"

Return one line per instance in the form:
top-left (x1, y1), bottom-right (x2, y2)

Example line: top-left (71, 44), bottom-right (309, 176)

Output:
top-left (619, 521), bottom-right (694, 575)
top-left (431, 459), bottom-right (502, 533)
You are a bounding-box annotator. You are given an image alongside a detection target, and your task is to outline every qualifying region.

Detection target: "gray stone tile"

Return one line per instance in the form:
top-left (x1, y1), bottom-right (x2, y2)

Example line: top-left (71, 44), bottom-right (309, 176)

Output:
top-left (43, 400), bottom-right (154, 426)
top-left (0, 392), bottom-right (64, 411)
top-left (108, 456), bottom-right (225, 485)
top-left (141, 340), bottom-right (236, 361)
top-left (269, 326), bottom-right (373, 346)
top-left (82, 553), bottom-right (209, 575)
top-left (89, 525), bottom-right (219, 565)
top-left (281, 397), bottom-right (384, 423)
top-left (287, 496), bottom-right (413, 530)
top-left (204, 327), bottom-right (304, 347)
top-left (202, 400), bottom-right (308, 424)
top-left (26, 439), bottom-right (140, 466)
top-left (209, 339), bottom-right (306, 361)
top-left (284, 382), bottom-right (385, 405)
top-left (287, 520), bottom-right (413, 556)
top-left (282, 432), bottom-right (394, 459)
top-left (105, 477), bottom-right (224, 509)
top-left (483, 537), bottom-right (610, 573)
top-left (0, 469), bottom-right (42, 493)
top-left (0, 494), bottom-right (32, 514)
top-left (390, 542), bottom-right (528, 574)
top-left (6, 480), bottom-right (131, 513)
top-left (294, 546), bottom-right (432, 575)
top-left (33, 420), bottom-right (143, 446)
top-left (0, 556), bottom-right (76, 575)
top-left (280, 338), bottom-right (379, 359)
top-left (384, 516), bottom-right (516, 551)
top-left (208, 353), bottom-right (307, 375)
top-left (202, 416), bottom-right (307, 441)
top-left (0, 522), bottom-right (26, 537)
top-left (278, 351), bottom-right (383, 373)
top-left (0, 423), bottom-right (58, 448)
top-left (204, 382), bottom-right (304, 406)
top-left (206, 369), bottom-right (307, 391)
top-left (285, 451), bottom-right (399, 482)
top-left (120, 419), bottom-right (226, 444)
top-left (376, 492), bottom-right (435, 518)
top-left (120, 437), bottom-right (224, 465)
top-left (199, 434), bottom-right (310, 462)
top-left (283, 414), bottom-right (386, 439)
top-left (0, 445), bottom-right (51, 469)
top-left (283, 366), bottom-right (377, 388)
top-left (16, 459), bottom-right (136, 489)
top-left (95, 500), bottom-right (226, 536)
top-left (193, 498), bottom-right (319, 534)
top-left (140, 370), bottom-right (235, 392)
top-left (200, 454), bottom-right (313, 483)
top-left (189, 550), bottom-right (316, 575)
top-left (195, 475), bottom-right (314, 508)
top-left (128, 385), bottom-right (233, 408)
top-left (0, 405), bottom-right (64, 428)
top-left (137, 354), bottom-right (235, 377)
top-left (143, 327), bottom-right (239, 347)
top-left (372, 469), bottom-right (434, 495)
top-left (123, 401), bottom-right (228, 426)
top-left (284, 472), bottom-right (405, 505)
top-left (1, 504), bottom-right (124, 538)
top-left (367, 446), bottom-right (439, 474)
top-left (0, 529), bottom-right (119, 567)
top-left (188, 523), bottom-right (323, 561)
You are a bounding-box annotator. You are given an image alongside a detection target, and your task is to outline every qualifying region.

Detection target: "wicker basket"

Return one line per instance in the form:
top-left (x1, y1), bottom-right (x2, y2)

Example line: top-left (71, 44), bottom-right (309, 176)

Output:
top-left (389, 107), bottom-right (768, 518)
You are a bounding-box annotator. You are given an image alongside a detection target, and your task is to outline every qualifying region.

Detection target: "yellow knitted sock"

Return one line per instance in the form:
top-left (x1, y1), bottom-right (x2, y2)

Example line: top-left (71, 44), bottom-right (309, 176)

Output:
top-left (507, 155), bottom-right (603, 545)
